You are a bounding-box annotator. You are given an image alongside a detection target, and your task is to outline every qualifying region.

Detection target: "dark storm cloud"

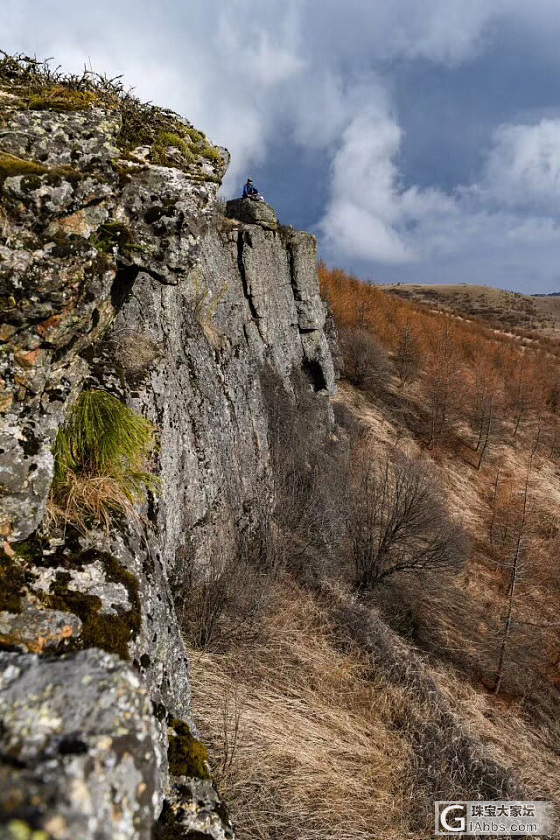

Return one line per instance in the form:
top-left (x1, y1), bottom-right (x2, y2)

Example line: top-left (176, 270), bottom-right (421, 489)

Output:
top-left (4, 0), bottom-right (560, 291)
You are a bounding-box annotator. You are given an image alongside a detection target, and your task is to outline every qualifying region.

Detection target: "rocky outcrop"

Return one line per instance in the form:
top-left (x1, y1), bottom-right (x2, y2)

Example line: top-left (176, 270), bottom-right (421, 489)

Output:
top-left (0, 63), bottom-right (336, 839)
top-left (225, 197), bottom-right (278, 230)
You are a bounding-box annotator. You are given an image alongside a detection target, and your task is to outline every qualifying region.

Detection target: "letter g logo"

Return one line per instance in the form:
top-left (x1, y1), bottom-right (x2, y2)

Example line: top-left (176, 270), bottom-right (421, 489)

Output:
top-left (440, 804), bottom-right (466, 832)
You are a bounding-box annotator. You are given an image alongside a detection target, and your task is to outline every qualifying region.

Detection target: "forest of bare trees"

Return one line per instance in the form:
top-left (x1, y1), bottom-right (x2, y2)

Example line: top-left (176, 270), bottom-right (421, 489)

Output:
top-left (319, 262), bottom-right (560, 713)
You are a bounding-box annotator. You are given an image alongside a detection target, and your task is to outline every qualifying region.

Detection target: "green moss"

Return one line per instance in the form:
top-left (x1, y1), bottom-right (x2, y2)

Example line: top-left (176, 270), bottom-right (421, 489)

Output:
top-left (184, 126), bottom-right (205, 144)
top-left (0, 152), bottom-right (83, 190)
top-left (27, 85), bottom-right (100, 112)
top-left (46, 230), bottom-right (87, 259)
top-left (89, 222), bottom-right (134, 255)
top-left (44, 167), bottom-right (83, 187)
top-left (150, 127), bottom-right (222, 173)
top-left (200, 146), bottom-right (222, 164)
top-left (152, 130), bottom-right (196, 169)
top-left (19, 174), bottom-right (42, 192)
top-left (11, 536), bottom-right (44, 564)
top-left (167, 719), bottom-right (210, 779)
top-left (0, 152), bottom-right (49, 183)
top-left (44, 550), bottom-right (141, 660)
top-left (157, 131), bottom-right (186, 150)
top-left (112, 161), bottom-right (147, 187)
top-left (0, 551), bottom-right (26, 614)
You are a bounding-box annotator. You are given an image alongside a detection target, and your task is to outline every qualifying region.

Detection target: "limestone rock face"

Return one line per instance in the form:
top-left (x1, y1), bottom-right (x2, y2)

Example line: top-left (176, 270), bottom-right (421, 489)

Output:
top-left (0, 71), bottom-right (337, 839)
top-left (225, 196), bottom-right (278, 230)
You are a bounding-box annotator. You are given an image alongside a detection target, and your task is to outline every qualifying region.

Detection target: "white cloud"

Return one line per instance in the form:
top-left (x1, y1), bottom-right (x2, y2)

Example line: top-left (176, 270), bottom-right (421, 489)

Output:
top-left (3, 0), bottom-right (560, 290)
top-left (477, 119), bottom-right (560, 212)
top-left (320, 111), bottom-right (560, 269)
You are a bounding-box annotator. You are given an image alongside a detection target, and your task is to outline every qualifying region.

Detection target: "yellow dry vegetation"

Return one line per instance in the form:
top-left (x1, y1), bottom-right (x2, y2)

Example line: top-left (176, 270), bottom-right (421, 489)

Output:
top-left (190, 582), bottom-right (414, 840)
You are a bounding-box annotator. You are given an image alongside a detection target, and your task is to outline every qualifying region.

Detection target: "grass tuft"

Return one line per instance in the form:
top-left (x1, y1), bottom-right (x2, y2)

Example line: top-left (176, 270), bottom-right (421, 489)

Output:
top-left (50, 389), bottom-right (158, 532)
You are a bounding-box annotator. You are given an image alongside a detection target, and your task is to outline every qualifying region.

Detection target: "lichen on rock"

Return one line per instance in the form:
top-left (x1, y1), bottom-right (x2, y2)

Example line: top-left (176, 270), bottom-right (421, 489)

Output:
top-left (0, 52), bottom-right (339, 840)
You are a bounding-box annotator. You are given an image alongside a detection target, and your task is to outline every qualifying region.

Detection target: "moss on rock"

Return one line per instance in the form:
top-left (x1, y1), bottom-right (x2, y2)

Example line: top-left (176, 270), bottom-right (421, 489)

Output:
top-left (43, 549), bottom-right (141, 661)
top-left (0, 152), bottom-right (83, 189)
top-left (0, 551), bottom-right (26, 614)
top-left (27, 85), bottom-right (101, 112)
top-left (167, 719), bottom-right (210, 779)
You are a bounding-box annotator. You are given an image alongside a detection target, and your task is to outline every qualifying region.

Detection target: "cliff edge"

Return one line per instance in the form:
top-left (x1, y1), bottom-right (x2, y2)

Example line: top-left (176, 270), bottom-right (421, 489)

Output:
top-left (0, 57), bottom-right (336, 840)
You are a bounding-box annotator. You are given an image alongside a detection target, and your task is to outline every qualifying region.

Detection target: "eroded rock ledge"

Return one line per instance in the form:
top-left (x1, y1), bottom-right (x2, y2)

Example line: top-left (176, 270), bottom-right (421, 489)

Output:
top-left (0, 62), bottom-right (336, 839)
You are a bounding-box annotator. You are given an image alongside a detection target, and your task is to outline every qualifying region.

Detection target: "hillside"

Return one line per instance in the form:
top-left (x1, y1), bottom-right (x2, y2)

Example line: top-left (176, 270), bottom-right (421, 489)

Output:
top-left (381, 282), bottom-right (560, 341)
top-left (320, 264), bottom-right (560, 816)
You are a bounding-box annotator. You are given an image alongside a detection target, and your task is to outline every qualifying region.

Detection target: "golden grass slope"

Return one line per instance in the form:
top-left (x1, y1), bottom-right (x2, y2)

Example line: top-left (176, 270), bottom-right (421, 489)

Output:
top-left (380, 282), bottom-right (560, 338)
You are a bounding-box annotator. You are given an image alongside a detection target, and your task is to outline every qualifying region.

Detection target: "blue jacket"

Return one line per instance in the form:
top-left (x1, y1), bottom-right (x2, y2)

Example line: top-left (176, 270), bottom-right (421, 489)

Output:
top-left (243, 182), bottom-right (258, 198)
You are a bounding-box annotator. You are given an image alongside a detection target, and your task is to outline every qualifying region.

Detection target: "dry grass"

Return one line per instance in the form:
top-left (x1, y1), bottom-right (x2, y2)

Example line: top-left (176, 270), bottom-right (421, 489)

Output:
top-left (108, 328), bottom-right (162, 379)
top-left (189, 580), bottom-right (415, 840)
top-left (430, 661), bottom-right (560, 808)
top-left (47, 471), bottom-right (138, 535)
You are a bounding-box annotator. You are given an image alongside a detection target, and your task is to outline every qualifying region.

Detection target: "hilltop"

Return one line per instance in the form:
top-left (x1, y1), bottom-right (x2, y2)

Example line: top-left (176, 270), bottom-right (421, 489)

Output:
top-left (381, 282), bottom-right (560, 341)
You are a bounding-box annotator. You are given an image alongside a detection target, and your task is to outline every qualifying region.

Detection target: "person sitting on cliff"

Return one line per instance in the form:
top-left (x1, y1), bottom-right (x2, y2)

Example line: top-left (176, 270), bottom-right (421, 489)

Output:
top-left (242, 178), bottom-right (263, 201)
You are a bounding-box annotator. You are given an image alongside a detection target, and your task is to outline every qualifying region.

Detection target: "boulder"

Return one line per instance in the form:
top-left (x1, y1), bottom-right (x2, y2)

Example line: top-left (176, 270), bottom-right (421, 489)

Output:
top-left (225, 197), bottom-right (278, 230)
top-left (0, 649), bottom-right (162, 840)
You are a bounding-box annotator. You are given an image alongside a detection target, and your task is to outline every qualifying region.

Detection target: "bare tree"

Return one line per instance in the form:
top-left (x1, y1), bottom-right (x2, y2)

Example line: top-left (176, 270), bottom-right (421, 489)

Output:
top-left (338, 326), bottom-right (392, 393)
top-left (351, 452), bottom-right (468, 591)
top-left (493, 422), bottom-right (540, 694)
top-left (425, 325), bottom-right (463, 448)
top-left (394, 320), bottom-right (421, 388)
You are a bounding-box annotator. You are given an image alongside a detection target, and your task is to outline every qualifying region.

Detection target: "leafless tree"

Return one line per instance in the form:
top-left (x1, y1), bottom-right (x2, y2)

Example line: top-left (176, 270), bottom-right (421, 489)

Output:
top-left (425, 325), bottom-right (463, 448)
top-left (351, 452), bottom-right (468, 591)
top-left (394, 320), bottom-right (421, 388)
top-left (493, 422), bottom-right (540, 694)
top-left (338, 326), bottom-right (392, 392)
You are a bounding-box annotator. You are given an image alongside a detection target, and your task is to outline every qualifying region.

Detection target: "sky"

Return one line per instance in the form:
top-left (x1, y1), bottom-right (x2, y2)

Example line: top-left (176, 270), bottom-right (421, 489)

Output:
top-left (4, 0), bottom-right (560, 292)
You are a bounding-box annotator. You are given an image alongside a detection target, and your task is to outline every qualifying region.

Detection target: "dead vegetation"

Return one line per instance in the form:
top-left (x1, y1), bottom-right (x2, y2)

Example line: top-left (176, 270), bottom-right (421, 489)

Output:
top-left (179, 343), bottom-right (560, 837)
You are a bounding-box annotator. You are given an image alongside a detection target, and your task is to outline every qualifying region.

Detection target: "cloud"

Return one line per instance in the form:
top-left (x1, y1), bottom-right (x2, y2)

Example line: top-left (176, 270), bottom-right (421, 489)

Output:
top-left (3, 0), bottom-right (560, 290)
top-left (477, 119), bottom-right (560, 212)
top-left (320, 111), bottom-right (560, 271)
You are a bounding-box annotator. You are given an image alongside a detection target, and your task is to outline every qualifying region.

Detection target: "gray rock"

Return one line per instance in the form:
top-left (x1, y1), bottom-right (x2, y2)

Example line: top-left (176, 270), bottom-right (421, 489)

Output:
top-left (225, 197), bottom-right (278, 230)
top-left (0, 73), bottom-right (338, 840)
top-left (0, 649), bottom-right (162, 840)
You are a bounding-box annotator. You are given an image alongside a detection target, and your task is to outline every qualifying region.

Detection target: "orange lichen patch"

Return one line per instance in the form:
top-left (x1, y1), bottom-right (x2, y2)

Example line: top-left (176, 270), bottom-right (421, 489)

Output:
top-left (14, 348), bottom-right (45, 368)
top-left (35, 311), bottom-right (68, 339)
top-left (0, 391), bottom-right (14, 414)
top-left (48, 206), bottom-right (107, 238)
top-left (25, 623), bottom-right (77, 653)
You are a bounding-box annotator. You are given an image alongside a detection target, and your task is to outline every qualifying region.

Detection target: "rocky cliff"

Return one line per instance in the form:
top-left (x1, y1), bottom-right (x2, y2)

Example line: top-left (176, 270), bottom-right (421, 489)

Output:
top-left (0, 60), bottom-right (336, 840)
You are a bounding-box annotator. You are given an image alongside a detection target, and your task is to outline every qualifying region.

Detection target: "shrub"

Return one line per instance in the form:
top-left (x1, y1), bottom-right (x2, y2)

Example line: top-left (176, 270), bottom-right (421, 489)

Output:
top-left (351, 451), bottom-right (468, 591)
top-left (49, 389), bottom-right (158, 532)
top-left (180, 522), bottom-right (276, 652)
top-left (338, 325), bottom-right (392, 393)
